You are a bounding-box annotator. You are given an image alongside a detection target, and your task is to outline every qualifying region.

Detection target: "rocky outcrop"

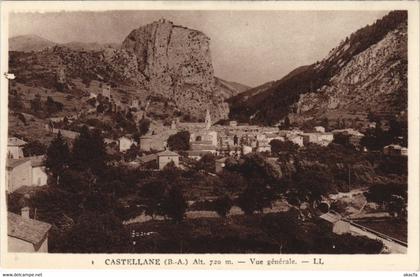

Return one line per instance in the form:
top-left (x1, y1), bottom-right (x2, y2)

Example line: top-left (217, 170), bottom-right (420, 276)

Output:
top-left (122, 18), bottom-right (227, 121)
top-left (295, 23), bottom-right (407, 118)
top-left (228, 11), bottom-right (407, 125)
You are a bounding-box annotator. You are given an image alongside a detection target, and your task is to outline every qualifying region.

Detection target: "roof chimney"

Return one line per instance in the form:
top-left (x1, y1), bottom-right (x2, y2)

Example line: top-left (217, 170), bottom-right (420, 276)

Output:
top-left (21, 206), bottom-right (30, 219)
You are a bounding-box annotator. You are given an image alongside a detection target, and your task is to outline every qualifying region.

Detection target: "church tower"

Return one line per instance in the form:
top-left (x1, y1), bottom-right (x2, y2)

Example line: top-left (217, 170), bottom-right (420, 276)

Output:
top-left (205, 108), bottom-right (211, 130)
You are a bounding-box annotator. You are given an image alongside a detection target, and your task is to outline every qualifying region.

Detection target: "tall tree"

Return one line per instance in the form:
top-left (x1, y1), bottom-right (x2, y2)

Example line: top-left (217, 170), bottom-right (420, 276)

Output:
top-left (195, 153), bottom-right (216, 173)
top-left (213, 195), bottom-right (233, 217)
top-left (235, 154), bottom-right (282, 214)
top-left (138, 117), bottom-right (151, 136)
top-left (284, 116), bottom-right (290, 129)
top-left (167, 131), bottom-right (190, 151)
top-left (72, 126), bottom-right (107, 172)
top-left (46, 132), bottom-right (70, 179)
top-left (161, 185), bottom-right (187, 223)
top-left (30, 94), bottom-right (42, 113)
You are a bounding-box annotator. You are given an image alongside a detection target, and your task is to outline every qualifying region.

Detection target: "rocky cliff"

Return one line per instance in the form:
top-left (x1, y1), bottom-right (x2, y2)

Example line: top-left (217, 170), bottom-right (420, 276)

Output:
top-left (122, 19), bottom-right (228, 122)
top-left (293, 21), bottom-right (407, 121)
top-left (9, 19), bottom-right (241, 123)
top-left (228, 11), bottom-right (407, 125)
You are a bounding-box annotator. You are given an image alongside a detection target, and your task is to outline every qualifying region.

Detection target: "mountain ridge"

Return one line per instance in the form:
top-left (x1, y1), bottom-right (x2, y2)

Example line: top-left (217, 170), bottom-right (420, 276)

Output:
top-left (228, 11), bottom-right (408, 126)
top-left (9, 34), bottom-right (120, 52)
top-left (9, 22), bottom-right (250, 123)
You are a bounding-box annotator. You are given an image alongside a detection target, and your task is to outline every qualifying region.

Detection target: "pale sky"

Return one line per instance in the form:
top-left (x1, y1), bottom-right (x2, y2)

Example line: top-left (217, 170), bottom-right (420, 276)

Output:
top-left (9, 10), bottom-right (390, 87)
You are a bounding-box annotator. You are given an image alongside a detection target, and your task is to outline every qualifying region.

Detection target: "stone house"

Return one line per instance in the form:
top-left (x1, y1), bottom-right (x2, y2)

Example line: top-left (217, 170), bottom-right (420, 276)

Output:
top-left (302, 132), bottom-right (334, 146)
top-left (6, 159), bottom-right (32, 193)
top-left (157, 150), bottom-right (180, 170)
top-left (229, 121), bottom-right (238, 127)
top-left (320, 212), bottom-right (350, 235)
top-left (29, 155), bottom-right (48, 187)
top-left (190, 140), bottom-right (217, 154)
top-left (383, 144), bottom-right (408, 156)
top-left (287, 134), bottom-right (304, 147)
top-left (314, 126), bottom-right (326, 133)
top-left (140, 136), bottom-right (153, 152)
top-left (256, 143), bottom-right (271, 153)
top-left (7, 137), bottom-right (26, 159)
top-left (8, 209), bottom-right (51, 253)
top-left (190, 130), bottom-right (218, 147)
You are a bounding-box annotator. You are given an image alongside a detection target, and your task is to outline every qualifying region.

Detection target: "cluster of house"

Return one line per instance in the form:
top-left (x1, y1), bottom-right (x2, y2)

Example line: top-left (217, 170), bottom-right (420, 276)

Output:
top-left (87, 83), bottom-right (144, 117)
top-left (6, 137), bottom-right (48, 193)
top-left (8, 208), bottom-right (51, 253)
top-left (6, 137), bottom-right (51, 252)
top-left (118, 109), bottom-right (384, 170)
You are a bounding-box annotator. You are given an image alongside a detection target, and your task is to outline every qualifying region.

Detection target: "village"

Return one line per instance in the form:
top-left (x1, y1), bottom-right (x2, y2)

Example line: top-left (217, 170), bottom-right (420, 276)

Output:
top-left (6, 78), bottom-right (408, 254)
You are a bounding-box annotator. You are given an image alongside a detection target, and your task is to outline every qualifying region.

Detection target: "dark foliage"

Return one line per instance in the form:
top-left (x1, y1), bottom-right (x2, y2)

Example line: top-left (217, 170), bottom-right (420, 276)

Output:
top-left (270, 139), bottom-right (298, 155)
top-left (195, 153), bottom-right (216, 173)
top-left (160, 185), bottom-right (188, 223)
top-left (71, 126), bottom-right (107, 173)
top-left (45, 132), bottom-right (71, 178)
top-left (57, 212), bottom-right (129, 253)
top-left (365, 182), bottom-right (407, 204)
top-left (129, 213), bottom-right (383, 253)
top-left (138, 117), bottom-right (151, 136)
top-left (45, 96), bottom-right (64, 115)
top-left (167, 131), bottom-right (190, 151)
top-left (231, 154), bottom-right (283, 214)
top-left (23, 140), bottom-right (47, 156)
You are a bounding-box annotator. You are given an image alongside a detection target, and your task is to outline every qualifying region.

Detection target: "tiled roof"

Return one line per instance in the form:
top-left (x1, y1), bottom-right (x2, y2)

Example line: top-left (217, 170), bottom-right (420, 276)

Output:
top-left (320, 212), bottom-right (341, 223)
top-left (6, 158), bottom-right (31, 169)
top-left (138, 154), bottom-right (157, 163)
top-left (8, 212), bottom-right (51, 245)
top-left (157, 150), bottom-right (179, 157)
top-left (8, 137), bottom-right (27, 146)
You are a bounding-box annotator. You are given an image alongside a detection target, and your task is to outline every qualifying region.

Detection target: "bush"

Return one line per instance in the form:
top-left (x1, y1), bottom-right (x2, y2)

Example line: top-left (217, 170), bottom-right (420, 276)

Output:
top-left (161, 185), bottom-right (187, 223)
top-left (167, 131), bottom-right (190, 151)
top-left (195, 153), bottom-right (216, 172)
top-left (270, 139), bottom-right (298, 154)
top-left (213, 195), bottom-right (233, 217)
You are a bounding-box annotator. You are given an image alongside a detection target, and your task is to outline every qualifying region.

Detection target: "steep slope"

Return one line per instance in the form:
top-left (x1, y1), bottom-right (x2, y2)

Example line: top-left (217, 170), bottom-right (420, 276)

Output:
top-left (9, 19), bottom-right (235, 123)
top-left (214, 77), bottom-right (250, 99)
top-left (293, 24), bottom-right (407, 122)
top-left (9, 35), bottom-right (55, 52)
top-left (228, 11), bottom-right (407, 125)
top-left (9, 35), bottom-right (121, 52)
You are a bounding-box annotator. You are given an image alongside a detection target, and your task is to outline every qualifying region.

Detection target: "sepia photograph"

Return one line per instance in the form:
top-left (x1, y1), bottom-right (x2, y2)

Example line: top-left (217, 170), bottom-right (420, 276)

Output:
top-left (0, 1), bottom-right (419, 271)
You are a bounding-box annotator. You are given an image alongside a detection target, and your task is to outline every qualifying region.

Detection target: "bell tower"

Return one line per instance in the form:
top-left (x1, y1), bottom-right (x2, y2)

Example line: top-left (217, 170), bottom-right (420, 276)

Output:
top-left (205, 108), bottom-right (211, 130)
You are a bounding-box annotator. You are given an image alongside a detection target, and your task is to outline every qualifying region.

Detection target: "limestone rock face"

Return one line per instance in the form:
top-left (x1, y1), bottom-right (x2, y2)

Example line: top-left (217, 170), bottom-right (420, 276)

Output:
top-left (122, 19), bottom-right (227, 121)
top-left (295, 22), bottom-right (407, 118)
